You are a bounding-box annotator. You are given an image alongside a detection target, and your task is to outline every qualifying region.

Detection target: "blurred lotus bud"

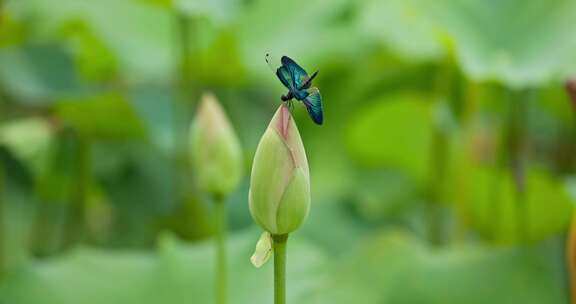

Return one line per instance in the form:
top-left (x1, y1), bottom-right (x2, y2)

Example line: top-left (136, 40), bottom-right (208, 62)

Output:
top-left (566, 79), bottom-right (576, 109)
top-left (249, 105), bottom-right (311, 235)
top-left (189, 92), bottom-right (243, 197)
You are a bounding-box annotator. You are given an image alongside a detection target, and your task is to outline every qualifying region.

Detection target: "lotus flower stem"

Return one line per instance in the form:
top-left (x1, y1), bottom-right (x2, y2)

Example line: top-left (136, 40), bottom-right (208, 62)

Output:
top-left (190, 93), bottom-right (243, 304)
top-left (173, 13), bottom-right (191, 196)
top-left (427, 62), bottom-right (453, 246)
top-left (272, 234), bottom-right (288, 304)
top-left (454, 80), bottom-right (484, 242)
top-left (0, 163), bottom-right (4, 280)
top-left (428, 125), bottom-right (446, 245)
top-left (214, 194), bottom-right (227, 304)
top-left (504, 89), bottom-right (531, 243)
top-left (249, 105), bottom-right (310, 303)
top-left (64, 137), bottom-right (92, 245)
top-left (173, 12), bottom-right (198, 214)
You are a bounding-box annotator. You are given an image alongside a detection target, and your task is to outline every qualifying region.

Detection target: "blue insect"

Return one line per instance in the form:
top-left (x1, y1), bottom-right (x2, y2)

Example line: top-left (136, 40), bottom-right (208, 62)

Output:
top-left (266, 54), bottom-right (323, 125)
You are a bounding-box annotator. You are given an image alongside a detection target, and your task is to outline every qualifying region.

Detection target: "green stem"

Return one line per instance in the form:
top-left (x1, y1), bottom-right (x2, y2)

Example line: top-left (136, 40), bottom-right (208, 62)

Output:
top-left (0, 162), bottom-right (4, 279)
top-left (490, 86), bottom-right (512, 242)
top-left (496, 88), bottom-right (531, 243)
top-left (172, 11), bottom-right (197, 204)
top-left (76, 137), bottom-right (92, 243)
top-left (214, 195), bottom-right (227, 304)
top-left (453, 80), bottom-right (482, 242)
top-left (510, 90), bottom-right (532, 243)
top-left (0, 1), bottom-right (4, 31)
top-left (426, 60), bottom-right (453, 246)
top-left (61, 135), bottom-right (92, 247)
top-left (0, 85), bottom-right (6, 278)
top-left (172, 13), bottom-right (193, 204)
top-left (428, 125), bottom-right (447, 245)
top-left (174, 12), bottom-right (197, 141)
top-left (175, 14), bottom-right (194, 98)
top-left (272, 234), bottom-right (288, 304)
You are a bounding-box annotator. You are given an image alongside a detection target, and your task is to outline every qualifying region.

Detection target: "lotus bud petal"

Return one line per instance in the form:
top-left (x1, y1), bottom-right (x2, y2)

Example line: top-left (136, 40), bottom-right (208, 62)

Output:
top-left (249, 104), bottom-right (311, 235)
top-left (250, 232), bottom-right (273, 268)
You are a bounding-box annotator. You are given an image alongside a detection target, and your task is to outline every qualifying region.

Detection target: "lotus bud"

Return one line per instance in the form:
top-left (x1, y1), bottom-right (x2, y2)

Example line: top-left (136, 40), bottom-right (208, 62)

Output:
top-left (189, 92), bottom-right (243, 197)
top-left (249, 104), bottom-right (311, 235)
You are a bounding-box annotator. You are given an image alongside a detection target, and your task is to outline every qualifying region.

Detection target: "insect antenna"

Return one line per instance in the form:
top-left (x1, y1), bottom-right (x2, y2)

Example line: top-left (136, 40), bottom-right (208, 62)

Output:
top-left (265, 53), bottom-right (276, 73)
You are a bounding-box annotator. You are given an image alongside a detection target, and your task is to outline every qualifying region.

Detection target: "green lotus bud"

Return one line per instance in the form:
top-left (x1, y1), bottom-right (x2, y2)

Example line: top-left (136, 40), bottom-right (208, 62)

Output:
top-left (249, 104), bottom-right (311, 235)
top-left (189, 92), bottom-right (243, 197)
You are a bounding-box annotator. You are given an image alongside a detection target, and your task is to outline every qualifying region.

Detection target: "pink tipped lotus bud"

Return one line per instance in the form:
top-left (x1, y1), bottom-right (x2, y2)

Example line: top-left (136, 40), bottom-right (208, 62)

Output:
top-left (248, 104), bottom-right (311, 235)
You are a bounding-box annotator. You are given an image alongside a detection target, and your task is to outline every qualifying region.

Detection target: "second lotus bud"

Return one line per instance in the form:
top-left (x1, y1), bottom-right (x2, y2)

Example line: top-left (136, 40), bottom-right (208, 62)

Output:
top-left (189, 92), bottom-right (243, 197)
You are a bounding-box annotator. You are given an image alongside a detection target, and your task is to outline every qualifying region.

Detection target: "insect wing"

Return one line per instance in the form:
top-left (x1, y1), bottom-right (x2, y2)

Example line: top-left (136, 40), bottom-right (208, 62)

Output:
top-left (281, 56), bottom-right (309, 90)
top-left (276, 66), bottom-right (293, 90)
top-left (303, 87), bottom-right (323, 125)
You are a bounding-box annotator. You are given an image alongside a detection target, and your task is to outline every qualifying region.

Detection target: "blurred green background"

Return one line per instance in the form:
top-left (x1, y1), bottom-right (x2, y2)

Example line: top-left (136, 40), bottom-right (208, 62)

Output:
top-left (1, 0), bottom-right (576, 303)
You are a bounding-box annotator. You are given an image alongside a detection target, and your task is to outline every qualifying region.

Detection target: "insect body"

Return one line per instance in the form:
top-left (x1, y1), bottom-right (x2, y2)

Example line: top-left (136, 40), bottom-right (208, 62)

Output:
top-left (268, 55), bottom-right (323, 125)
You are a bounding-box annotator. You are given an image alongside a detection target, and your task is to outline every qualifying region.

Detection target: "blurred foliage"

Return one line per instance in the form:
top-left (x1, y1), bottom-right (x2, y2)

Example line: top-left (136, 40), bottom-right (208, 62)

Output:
top-left (1, 0), bottom-right (576, 302)
top-left (55, 94), bottom-right (146, 140)
top-left (0, 229), bottom-right (567, 304)
top-left (346, 93), bottom-right (433, 184)
top-left (411, 0), bottom-right (576, 87)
